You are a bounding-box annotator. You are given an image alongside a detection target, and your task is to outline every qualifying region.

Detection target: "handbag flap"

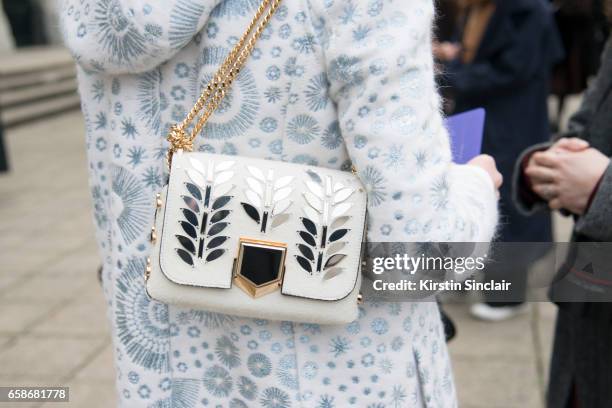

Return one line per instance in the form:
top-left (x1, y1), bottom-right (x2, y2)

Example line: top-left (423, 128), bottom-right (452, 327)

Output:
top-left (159, 152), bottom-right (367, 301)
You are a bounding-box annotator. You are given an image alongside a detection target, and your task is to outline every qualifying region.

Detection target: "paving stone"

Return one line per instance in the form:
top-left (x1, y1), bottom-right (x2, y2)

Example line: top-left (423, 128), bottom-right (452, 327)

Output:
top-left (73, 342), bottom-right (115, 382)
top-left (446, 304), bottom-right (535, 358)
top-left (0, 300), bottom-right (61, 334)
top-left (0, 335), bottom-right (107, 380)
top-left (30, 286), bottom-right (109, 337)
top-left (452, 354), bottom-right (541, 408)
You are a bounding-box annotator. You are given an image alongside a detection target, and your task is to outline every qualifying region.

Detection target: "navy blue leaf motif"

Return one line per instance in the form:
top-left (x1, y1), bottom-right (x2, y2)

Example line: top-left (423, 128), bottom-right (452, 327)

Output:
top-left (206, 249), bottom-right (225, 262)
top-left (186, 183), bottom-right (202, 201)
top-left (182, 196), bottom-right (200, 213)
top-left (296, 256), bottom-right (312, 273)
top-left (329, 229), bottom-right (349, 242)
top-left (297, 244), bottom-right (314, 261)
top-left (176, 248), bottom-right (194, 266)
top-left (299, 231), bottom-right (316, 247)
top-left (182, 208), bottom-right (199, 227)
top-left (207, 236), bottom-right (228, 249)
top-left (212, 196), bottom-right (232, 210)
top-left (241, 203), bottom-right (260, 224)
top-left (208, 222), bottom-right (229, 236)
top-left (211, 210), bottom-right (230, 223)
top-left (301, 218), bottom-right (317, 236)
top-left (179, 221), bottom-right (197, 238)
top-left (176, 235), bottom-right (196, 254)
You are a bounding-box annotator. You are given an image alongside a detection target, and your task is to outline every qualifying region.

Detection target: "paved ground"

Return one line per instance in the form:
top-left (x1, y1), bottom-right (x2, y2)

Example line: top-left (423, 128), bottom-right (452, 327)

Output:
top-left (0, 111), bottom-right (573, 407)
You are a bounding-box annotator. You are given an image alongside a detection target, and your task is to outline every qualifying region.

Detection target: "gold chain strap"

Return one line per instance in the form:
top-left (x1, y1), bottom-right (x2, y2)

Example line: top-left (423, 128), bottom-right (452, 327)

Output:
top-left (166, 0), bottom-right (282, 166)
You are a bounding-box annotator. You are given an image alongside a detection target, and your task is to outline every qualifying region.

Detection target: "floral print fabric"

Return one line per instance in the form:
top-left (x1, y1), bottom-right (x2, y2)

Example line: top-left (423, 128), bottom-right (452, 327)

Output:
top-left (59, 0), bottom-right (498, 406)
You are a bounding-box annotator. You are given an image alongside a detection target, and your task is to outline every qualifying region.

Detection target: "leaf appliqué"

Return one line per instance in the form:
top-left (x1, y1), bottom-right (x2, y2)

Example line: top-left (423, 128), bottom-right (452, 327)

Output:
top-left (274, 176), bottom-right (293, 190)
top-left (299, 231), bottom-right (316, 246)
top-left (271, 213), bottom-right (290, 229)
top-left (187, 169), bottom-right (206, 188)
top-left (179, 221), bottom-right (197, 239)
top-left (206, 249), bottom-right (225, 262)
top-left (210, 210), bottom-right (230, 223)
top-left (185, 182), bottom-right (202, 201)
top-left (297, 244), bottom-right (315, 261)
top-left (325, 253), bottom-right (346, 269)
top-left (176, 248), bottom-right (194, 266)
top-left (329, 229), bottom-right (349, 242)
top-left (212, 195), bottom-right (232, 210)
top-left (301, 218), bottom-right (317, 236)
top-left (330, 216), bottom-right (350, 230)
top-left (241, 203), bottom-right (261, 224)
top-left (207, 236), bottom-right (228, 249)
top-left (182, 196), bottom-right (200, 213)
top-left (323, 267), bottom-right (343, 281)
top-left (181, 208), bottom-right (199, 227)
top-left (334, 188), bottom-right (354, 204)
top-left (331, 202), bottom-right (352, 218)
top-left (176, 235), bottom-right (196, 254)
top-left (208, 222), bottom-right (229, 236)
top-left (296, 256), bottom-right (313, 273)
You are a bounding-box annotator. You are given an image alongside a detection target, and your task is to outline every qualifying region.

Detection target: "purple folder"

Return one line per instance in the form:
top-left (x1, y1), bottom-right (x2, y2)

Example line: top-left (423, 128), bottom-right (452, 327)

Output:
top-left (445, 108), bottom-right (486, 164)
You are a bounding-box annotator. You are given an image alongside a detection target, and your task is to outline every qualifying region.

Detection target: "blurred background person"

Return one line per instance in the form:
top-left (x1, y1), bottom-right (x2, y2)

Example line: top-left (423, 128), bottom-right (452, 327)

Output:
top-left (550, 0), bottom-right (610, 131)
top-left (435, 0), bottom-right (564, 321)
top-left (514, 0), bottom-right (612, 402)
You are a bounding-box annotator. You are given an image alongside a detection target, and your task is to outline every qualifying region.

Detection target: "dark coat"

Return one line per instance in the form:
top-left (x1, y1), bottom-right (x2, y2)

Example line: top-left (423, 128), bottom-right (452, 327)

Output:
top-left (446, 0), bottom-right (563, 244)
top-left (514, 38), bottom-right (612, 408)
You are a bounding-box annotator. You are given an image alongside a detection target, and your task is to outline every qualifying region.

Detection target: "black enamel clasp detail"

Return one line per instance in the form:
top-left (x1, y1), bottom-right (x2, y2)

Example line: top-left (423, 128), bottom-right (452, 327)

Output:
top-left (233, 238), bottom-right (287, 298)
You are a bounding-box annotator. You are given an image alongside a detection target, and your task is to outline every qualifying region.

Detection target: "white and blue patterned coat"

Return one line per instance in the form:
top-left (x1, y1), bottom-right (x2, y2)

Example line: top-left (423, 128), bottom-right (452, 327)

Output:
top-left (60, 0), bottom-right (498, 406)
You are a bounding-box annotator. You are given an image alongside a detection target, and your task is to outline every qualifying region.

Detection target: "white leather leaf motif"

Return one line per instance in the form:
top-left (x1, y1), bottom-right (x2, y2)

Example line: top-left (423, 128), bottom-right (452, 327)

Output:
top-left (327, 241), bottom-right (346, 255)
top-left (214, 171), bottom-right (234, 186)
top-left (274, 176), bottom-right (294, 190)
top-left (272, 200), bottom-right (292, 216)
top-left (304, 192), bottom-right (322, 212)
top-left (271, 213), bottom-right (290, 229)
top-left (330, 216), bottom-right (350, 230)
top-left (323, 267), bottom-right (344, 281)
top-left (187, 169), bottom-right (206, 188)
top-left (245, 190), bottom-right (261, 208)
top-left (248, 166), bottom-right (266, 182)
top-left (273, 187), bottom-right (292, 203)
top-left (189, 158), bottom-right (206, 175)
top-left (333, 188), bottom-right (354, 205)
top-left (213, 183), bottom-right (234, 199)
top-left (304, 206), bottom-right (320, 222)
top-left (331, 202), bottom-right (353, 218)
top-left (246, 177), bottom-right (263, 197)
top-left (305, 180), bottom-right (323, 198)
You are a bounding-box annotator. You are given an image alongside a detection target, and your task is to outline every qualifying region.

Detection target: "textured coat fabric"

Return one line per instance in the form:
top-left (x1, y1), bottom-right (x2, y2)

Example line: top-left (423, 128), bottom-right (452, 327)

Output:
top-left (514, 37), bottom-right (612, 408)
top-left (60, 0), bottom-right (499, 406)
top-left (446, 0), bottom-right (562, 244)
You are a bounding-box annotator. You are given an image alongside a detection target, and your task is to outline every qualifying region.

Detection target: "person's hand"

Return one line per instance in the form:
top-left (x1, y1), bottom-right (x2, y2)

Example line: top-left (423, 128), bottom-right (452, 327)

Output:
top-left (433, 41), bottom-right (461, 62)
top-left (549, 137), bottom-right (589, 153)
top-left (525, 138), bottom-right (589, 193)
top-left (467, 154), bottom-right (503, 196)
top-left (526, 147), bottom-right (610, 215)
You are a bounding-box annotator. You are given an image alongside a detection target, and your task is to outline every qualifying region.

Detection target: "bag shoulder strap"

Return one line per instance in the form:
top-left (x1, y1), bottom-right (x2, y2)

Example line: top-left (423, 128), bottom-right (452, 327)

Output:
top-left (166, 0), bottom-right (282, 166)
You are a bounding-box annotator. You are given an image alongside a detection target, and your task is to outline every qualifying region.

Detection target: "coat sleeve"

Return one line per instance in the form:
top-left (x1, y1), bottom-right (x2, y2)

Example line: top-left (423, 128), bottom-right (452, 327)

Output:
top-left (308, 0), bottom-right (498, 243)
top-left (574, 163), bottom-right (612, 241)
top-left (445, 5), bottom-right (557, 98)
top-left (59, 0), bottom-right (218, 74)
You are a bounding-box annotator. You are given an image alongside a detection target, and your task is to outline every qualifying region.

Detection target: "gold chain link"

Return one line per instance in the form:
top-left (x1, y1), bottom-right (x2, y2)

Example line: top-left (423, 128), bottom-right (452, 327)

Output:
top-left (166, 0), bottom-right (282, 166)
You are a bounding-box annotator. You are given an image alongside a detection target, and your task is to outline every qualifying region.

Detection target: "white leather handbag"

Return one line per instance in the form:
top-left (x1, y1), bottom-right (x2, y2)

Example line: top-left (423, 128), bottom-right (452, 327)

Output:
top-left (144, 0), bottom-right (367, 324)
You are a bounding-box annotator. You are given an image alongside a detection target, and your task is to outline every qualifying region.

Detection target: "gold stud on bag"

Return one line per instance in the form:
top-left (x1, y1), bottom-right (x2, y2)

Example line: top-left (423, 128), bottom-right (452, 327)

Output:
top-left (146, 0), bottom-right (367, 324)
